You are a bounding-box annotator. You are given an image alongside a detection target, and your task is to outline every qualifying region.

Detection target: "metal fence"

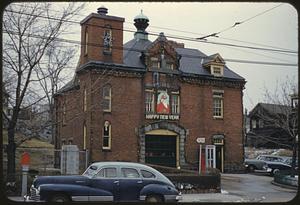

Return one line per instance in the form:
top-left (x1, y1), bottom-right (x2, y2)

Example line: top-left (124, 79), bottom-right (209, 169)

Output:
top-left (3, 146), bottom-right (89, 196)
top-left (3, 147), bottom-right (89, 174)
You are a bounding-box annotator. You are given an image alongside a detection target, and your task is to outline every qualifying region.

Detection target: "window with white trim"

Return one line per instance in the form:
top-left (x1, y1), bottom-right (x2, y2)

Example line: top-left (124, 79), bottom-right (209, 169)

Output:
top-left (62, 99), bottom-right (66, 125)
top-left (102, 85), bottom-right (111, 112)
top-left (83, 87), bottom-right (87, 112)
top-left (166, 62), bottom-right (174, 70)
top-left (83, 123), bottom-right (87, 150)
top-left (213, 91), bottom-right (224, 118)
top-left (151, 57), bottom-right (160, 69)
top-left (171, 92), bottom-right (180, 114)
top-left (145, 90), bottom-right (155, 113)
top-left (103, 120), bottom-right (111, 150)
top-left (85, 29), bottom-right (88, 55)
top-left (211, 66), bottom-right (223, 77)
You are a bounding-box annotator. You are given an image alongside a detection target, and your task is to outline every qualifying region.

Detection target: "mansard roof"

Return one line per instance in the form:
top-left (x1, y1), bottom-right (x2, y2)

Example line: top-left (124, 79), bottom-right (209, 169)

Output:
top-left (57, 34), bottom-right (245, 95)
top-left (123, 37), bottom-right (245, 81)
top-left (123, 38), bottom-right (152, 68)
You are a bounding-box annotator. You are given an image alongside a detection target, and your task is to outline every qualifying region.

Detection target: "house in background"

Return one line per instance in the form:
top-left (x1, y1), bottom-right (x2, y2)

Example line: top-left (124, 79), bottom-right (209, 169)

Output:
top-left (246, 103), bottom-right (293, 149)
top-left (54, 7), bottom-right (246, 172)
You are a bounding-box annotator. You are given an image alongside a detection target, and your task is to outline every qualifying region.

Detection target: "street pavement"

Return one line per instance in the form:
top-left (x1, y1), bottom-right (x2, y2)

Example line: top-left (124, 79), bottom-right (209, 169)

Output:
top-left (181, 191), bottom-right (246, 202)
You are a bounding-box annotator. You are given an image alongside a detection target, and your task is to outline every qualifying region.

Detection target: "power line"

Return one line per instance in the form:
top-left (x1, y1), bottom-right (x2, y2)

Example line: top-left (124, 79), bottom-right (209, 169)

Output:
top-left (9, 2), bottom-right (295, 53)
top-left (221, 43), bottom-right (295, 63)
top-left (196, 3), bottom-right (284, 39)
top-left (3, 29), bottom-right (298, 67)
top-left (4, 8), bottom-right (298, 55)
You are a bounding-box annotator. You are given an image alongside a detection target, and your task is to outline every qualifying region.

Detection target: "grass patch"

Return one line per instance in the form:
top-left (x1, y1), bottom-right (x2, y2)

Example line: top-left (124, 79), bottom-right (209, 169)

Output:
top-left (3, 129), bottom-right (54, 172)
top-left (2, 129), bottom-right (53, 148)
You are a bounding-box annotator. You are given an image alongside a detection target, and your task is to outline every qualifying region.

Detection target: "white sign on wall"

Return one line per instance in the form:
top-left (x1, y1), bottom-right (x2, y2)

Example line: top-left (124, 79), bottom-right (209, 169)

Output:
top-left (196, 137), bottom-right (205, 144)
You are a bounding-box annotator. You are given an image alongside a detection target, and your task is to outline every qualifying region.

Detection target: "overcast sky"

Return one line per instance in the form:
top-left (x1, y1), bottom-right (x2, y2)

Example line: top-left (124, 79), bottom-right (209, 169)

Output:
top-left (37, 2), bottom-right (300, 111)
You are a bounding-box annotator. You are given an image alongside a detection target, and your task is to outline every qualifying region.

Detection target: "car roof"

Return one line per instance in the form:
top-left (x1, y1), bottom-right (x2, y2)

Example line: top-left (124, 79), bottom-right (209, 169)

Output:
top-left (259, 155), bottom-right (286, 158)
top-left (90, 161), bottom-right (155, 169)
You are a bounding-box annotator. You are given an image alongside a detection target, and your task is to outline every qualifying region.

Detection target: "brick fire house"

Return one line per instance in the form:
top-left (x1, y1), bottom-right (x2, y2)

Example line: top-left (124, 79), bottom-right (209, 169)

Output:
top-left (54, 7), bottom-right (246, 172)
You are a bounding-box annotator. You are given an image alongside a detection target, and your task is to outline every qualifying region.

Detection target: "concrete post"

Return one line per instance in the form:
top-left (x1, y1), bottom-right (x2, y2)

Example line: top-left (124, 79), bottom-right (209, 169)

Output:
top-left (21, 165), bottom-right (29, 197)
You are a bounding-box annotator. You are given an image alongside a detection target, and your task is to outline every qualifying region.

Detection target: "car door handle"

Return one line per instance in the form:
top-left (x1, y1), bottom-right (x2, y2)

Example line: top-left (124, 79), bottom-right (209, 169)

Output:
top-left (113, 180), bottom-right (119, 184)
top-left (137, 181), bottom-right (143, 184)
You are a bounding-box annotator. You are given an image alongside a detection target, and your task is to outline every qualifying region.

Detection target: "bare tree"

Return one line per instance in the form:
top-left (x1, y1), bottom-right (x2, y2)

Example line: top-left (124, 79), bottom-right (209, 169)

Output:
top-left (249, 77), bottom-right (298, 176)
top-left (36, 42), bottom-right (76, 143)
top-left (2, 2), bottom-right (84, 185)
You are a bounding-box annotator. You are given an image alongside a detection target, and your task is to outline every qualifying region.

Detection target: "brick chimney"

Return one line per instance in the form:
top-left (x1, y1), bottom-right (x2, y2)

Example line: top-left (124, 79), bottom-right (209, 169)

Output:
top-left (79, 6), bottom-right (125, 66)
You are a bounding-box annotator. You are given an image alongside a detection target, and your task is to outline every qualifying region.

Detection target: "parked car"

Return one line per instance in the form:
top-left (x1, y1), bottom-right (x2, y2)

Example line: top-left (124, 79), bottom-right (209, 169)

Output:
top-left (244, 158), bottom-right (271, 173)
top-left (244, 155), bottom-right (294, 175)
top-left (25, 162), bottom-right (182, 202)
top-left (282, 157), bottom-right (298, 170)
top-left (264, 161), bottom-right (293, 176)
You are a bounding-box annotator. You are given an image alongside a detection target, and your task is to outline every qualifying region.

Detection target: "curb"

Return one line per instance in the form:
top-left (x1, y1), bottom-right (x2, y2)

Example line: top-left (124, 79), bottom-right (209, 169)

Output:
top-left (271, 180), bottom-right (298, 190)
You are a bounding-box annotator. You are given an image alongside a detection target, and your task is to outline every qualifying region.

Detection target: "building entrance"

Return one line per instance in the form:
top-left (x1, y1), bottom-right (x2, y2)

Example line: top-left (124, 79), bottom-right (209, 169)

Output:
top-left (145, 135), bottom-right (177, 167)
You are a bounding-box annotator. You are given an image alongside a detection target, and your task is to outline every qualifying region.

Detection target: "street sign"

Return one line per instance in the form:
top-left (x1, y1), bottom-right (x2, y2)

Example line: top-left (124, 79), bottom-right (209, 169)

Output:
top-left (196, 137), bottom-right (205, 144)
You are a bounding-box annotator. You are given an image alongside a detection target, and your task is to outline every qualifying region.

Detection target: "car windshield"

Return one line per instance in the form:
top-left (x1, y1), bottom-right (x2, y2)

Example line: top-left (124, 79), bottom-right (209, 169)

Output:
top-left (82, 165), bottom-right (98, 178)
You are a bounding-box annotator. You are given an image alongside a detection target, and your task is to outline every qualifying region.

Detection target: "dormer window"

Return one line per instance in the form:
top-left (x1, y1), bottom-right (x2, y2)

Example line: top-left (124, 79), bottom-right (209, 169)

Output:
top-left (151, 57), bottom-right (160, 69)
top-left (203, 53), bottom-right (225, 77)
top-left (211, 65), bottom-right (223, 77)
top-left (166, 63), bottom-right (174, 70)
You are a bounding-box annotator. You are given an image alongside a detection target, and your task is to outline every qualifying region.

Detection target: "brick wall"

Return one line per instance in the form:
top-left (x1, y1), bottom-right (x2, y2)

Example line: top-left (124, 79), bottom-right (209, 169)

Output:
top-left (55, 74), bottom-right (244, 172)
top-left (88, 71), bottom-right (143, 163)
top-left (79, 15), bottom-right (124, 66)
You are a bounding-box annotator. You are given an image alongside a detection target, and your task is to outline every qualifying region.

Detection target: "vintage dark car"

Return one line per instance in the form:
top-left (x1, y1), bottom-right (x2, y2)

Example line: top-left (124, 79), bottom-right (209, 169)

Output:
top-left (244, 155), bottom-right (294, 175)
top-left (265, 161), bottom-right (293, 176)
top-left (25, 162), bottom-right (182, 202)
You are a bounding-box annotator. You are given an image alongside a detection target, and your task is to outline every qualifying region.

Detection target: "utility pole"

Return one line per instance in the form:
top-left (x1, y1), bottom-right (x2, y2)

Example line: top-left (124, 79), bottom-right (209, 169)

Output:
top-left (290, 93), bottom-right (298, 177)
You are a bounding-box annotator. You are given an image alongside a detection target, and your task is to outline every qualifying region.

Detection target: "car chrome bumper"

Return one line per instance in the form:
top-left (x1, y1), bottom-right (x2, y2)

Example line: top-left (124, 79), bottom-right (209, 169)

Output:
top-left (255, 168), bottom-right (272, 173)
top-left (140, 193), bottom-right (182, 202)
top-left (164, 194), bottom-right (182, 202)
top-left (24, 195), bottom-right (44, 202)
top-left (24, 186), bottom-right (43, 202)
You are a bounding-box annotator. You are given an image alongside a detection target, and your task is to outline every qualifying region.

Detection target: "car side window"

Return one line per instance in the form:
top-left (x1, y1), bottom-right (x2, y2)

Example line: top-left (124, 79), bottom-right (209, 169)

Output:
top-left (276, 158), bottom-right (284, 162)
top-left (95, 167), bottom-right (117, 178)
top-left (141, 170), bottom-right (156, 178)
top-left (121, 168), bottom-right (140, 178)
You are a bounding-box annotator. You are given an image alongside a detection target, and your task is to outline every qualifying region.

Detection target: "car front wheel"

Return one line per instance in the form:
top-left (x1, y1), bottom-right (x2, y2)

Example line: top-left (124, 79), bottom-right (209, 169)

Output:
top-left (271, 169), bottom-right (280, 176)
top-left (247, 165), bottom-right (256, 173)
top-left (50, 194), bottom-right (70, 202)
top-left (146, 195), bottom-right (163, 202)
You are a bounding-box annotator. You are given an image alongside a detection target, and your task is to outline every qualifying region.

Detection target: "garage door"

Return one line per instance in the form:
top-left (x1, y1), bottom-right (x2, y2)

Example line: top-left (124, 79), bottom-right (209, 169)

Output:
top-left (145, 135), bottom-right (176, 167)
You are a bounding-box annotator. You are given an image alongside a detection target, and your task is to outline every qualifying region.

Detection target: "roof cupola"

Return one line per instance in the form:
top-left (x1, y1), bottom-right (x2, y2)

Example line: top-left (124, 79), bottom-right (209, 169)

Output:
top-left (97, 6), bottom-right (108, 15)
top-left (134, 10), bottom-right (149, 40)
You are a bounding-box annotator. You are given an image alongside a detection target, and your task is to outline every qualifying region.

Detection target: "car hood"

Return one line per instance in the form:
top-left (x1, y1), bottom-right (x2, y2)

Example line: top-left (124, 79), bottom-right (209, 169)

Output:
top-left (244, 159), bottom-right (261, 163)
top-left (33, 175), bottom-right (88, 187)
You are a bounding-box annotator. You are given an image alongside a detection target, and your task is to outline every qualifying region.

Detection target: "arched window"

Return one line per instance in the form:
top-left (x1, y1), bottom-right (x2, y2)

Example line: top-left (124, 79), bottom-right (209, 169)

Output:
top-left (103, 120), bottom-right (111, 150)
top-left (83, 122), bottom-right (87, 150)
top-left (102, 84), bottom-right (111, 112)
top-left (83, 87), bottom-right (87, 112)
top-left (62, 98), bottom-right (66, 125)
top-left (103, 25), bottom-right (112, 54)
top-left (85, 28), bottom-right (88, 55)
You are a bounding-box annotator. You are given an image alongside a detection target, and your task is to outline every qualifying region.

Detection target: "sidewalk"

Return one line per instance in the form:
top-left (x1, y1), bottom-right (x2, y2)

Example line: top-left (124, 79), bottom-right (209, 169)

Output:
top-left (7, 196), bottom-right (25, 202)
top-left (181, 192), bottom-right (247, 203)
